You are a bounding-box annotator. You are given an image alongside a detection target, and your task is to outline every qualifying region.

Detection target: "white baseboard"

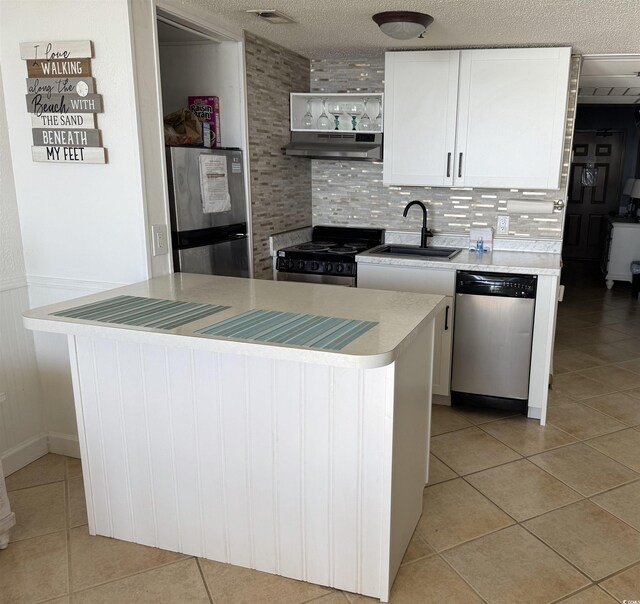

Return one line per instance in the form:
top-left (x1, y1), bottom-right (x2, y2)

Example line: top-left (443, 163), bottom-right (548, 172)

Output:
top-left (1, 432), bottom-right (80, 477)
top-left (528, 406), bottom-right (542, 420)
top-left (432, 394), bottom-right (452, 406)
top-left (47, 432), bottom-right (80, 458)
top-left (1, 434), bottom-right (48, 477)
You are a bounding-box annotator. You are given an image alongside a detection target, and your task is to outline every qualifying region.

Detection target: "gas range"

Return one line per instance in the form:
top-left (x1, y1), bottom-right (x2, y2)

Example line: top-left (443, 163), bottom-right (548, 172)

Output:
top-left (276, 226), bottom-right (385, 286)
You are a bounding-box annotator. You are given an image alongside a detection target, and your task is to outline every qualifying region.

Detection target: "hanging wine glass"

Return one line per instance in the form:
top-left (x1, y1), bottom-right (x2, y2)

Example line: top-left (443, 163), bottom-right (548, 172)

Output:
top-left (302, 99), bottom-right (314, 129)
top-left (358, 98), bottom-right (372, 131)
top-left (328, 100), bottom-right (343, 130)
top-left (345, 102), bottom-right (362, 131)
top-left (316, 98), bottom-right (332, 130)
top-left (374, 100), bottom-right (383, 131)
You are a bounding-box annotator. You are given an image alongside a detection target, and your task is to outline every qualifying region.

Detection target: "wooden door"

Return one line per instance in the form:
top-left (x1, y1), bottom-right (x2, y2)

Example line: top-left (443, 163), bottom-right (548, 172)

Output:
top-left (383, 50), bottom-right (459, 186)
top-left (563, 131), bottom-right (625, 260)
top-left (455, 47), bottom-right (571, 189)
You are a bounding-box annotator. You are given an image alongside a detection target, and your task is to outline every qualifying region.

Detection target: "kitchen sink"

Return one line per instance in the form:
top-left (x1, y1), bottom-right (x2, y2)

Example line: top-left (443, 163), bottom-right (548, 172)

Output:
top-left (369, 244), bottom-right (462, 259)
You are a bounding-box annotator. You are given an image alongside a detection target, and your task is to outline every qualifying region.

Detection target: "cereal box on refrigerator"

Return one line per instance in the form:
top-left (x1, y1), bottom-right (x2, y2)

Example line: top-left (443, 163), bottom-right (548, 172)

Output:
top-left (188, 96), bottom-right (221, 148)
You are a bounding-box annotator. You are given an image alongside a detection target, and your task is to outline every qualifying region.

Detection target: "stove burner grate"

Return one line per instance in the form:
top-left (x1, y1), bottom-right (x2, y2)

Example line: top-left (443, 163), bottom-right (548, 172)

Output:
top-left (296, 242), bottom-right (335, 251)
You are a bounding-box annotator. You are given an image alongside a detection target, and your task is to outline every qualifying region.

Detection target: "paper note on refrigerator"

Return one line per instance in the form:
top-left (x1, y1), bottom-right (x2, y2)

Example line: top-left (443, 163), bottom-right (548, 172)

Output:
top-left (198, 154), bottom-right (231, 213)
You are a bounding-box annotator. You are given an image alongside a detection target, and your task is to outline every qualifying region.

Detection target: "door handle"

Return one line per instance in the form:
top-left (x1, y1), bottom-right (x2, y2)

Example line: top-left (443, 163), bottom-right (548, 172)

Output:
top-left (458, 153), bottom-right (463, 178)
top-left (446, 153), bottom-right (451, 178)
top-left (444, 305), bottom-right (450, 330)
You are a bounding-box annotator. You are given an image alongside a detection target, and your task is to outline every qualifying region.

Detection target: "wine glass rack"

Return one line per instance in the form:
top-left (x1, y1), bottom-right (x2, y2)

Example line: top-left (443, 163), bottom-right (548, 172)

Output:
top-left (290, 93), bottom-right (384, 133)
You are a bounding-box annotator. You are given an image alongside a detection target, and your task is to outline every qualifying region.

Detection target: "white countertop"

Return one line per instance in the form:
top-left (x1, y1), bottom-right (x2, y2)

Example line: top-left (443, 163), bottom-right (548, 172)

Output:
top-left (23, 273), bottom-right (445, 369)
top-left (357, 247), bottom-right (562, 276)
top-left (268, 227), bottom-right (562, 276)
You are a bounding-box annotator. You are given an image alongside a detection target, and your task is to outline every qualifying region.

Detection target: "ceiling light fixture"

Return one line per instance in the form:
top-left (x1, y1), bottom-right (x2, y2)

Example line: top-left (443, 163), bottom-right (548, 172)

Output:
top-left (372, 11), bottom-right (434, 40)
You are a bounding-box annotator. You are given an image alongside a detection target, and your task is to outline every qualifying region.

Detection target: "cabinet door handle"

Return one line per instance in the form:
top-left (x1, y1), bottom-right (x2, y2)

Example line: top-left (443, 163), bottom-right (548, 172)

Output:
top-left (458, 153), bottom-right (463, 178)
top-left (444, 305), bottom-right (450, 331)
top-left (446, 153), bottom-right (451, 178)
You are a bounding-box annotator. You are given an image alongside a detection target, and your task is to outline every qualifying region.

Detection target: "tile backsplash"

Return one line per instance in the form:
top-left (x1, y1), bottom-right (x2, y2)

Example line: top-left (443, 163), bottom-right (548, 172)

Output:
top-left (244, 33), bottom-right (311, 278)
top-left (310, 55), bottom-right (580, 241)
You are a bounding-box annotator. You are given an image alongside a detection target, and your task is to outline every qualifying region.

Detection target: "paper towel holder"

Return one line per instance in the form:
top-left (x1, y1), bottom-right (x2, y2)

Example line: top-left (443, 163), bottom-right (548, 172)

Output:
top-left (553, 200), bottom-right (565, 212)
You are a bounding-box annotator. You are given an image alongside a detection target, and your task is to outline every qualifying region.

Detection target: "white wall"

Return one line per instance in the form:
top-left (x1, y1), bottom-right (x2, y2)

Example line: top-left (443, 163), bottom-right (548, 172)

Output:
top-left (0, 0), bottom-right (150, 285)
top-left (0, 0), bottom-right (156, 464)
top-left (0, 0), bottom-right (248, 471)
top-left (0, 68), bottom-right (47, 475)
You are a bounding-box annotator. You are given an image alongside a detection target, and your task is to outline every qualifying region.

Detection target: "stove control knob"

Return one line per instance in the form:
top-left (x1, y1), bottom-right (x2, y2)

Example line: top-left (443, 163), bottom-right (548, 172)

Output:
top-left (297, 260), bottom-right (305, 270)
top-left (311, 261), bottom-right (320, 271)
top-left (336, 263), bottom-right (344, 273)
top-left (325, 263), bottom-right (333, 272)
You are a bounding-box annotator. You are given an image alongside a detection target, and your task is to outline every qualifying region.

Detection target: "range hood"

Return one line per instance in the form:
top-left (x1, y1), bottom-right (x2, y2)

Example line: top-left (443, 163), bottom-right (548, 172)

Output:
top-left (283, 132), bottom-right (383, 161)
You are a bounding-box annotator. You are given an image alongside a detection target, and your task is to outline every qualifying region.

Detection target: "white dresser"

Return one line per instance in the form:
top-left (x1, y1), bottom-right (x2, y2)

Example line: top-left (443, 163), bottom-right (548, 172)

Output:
top-left (602, 218), bottom-right (640, 289)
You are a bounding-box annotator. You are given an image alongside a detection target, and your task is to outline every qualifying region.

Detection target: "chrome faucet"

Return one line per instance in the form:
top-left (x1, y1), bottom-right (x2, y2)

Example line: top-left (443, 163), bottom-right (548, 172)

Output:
top-left (403, 200), bottom-right (433, 248)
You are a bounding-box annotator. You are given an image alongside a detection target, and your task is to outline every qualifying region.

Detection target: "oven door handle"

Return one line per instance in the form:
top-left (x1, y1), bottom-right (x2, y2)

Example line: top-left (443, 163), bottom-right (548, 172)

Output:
top-left (276, 271), bottom-right (356, 287)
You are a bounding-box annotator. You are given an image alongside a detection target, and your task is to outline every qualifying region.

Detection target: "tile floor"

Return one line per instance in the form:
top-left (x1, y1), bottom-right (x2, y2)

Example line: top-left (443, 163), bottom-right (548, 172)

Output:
top-left (2, 262), bottom-right (640, 603)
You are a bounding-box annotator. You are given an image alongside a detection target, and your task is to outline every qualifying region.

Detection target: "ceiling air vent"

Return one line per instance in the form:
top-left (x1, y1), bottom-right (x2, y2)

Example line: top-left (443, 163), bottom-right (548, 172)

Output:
top-left (246, 9), bottom-right (296, 24)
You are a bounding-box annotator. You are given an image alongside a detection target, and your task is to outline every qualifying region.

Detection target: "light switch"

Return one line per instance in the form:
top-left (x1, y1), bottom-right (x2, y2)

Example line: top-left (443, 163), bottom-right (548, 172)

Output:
top-left (151, 224), bottom-right (169, 256)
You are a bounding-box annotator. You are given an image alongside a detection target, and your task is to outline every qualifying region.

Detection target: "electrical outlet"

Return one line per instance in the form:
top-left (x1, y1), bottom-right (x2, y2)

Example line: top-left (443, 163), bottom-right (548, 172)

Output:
top-left (496, 215), bottom-right (510, 235)
top-left (151, 224), bottom-right (169, 256)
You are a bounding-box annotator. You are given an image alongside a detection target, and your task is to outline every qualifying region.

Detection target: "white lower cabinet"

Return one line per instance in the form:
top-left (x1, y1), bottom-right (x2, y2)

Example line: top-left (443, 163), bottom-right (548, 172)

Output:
top-left (358, 263), bottom-right (454, 397)
top-left (429, 295), bottom-right (453, 397)
top-left (358, 262), bottom-right (560, 422)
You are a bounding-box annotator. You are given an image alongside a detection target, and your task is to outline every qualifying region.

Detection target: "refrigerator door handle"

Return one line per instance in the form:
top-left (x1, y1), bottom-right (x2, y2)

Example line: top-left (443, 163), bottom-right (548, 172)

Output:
top-left (173, 223), bottom-right (248, 249)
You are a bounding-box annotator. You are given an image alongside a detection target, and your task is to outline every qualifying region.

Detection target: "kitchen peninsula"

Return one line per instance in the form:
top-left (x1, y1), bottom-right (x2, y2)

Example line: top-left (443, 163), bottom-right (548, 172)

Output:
top-left (23, 273), bottom-right (445, 602)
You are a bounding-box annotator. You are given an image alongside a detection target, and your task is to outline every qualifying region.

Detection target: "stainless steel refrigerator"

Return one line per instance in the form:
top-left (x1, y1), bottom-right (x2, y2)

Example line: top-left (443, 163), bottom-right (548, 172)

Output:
top-left (166, 147), bottom-right (250, 278)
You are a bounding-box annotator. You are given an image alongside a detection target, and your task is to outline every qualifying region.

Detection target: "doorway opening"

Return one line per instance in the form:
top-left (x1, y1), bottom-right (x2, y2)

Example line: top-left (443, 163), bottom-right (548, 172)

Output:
top-left (155, 11), bottom-right (247, 150)
top-left (154, 9), bottom-right (253, 278)
top-left (562, 55), bottom-right (640, 293)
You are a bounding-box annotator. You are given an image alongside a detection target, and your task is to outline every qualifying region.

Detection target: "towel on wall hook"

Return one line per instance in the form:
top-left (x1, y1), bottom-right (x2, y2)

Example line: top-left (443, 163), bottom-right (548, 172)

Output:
top-left (581, 163), bottom-right (598, 187)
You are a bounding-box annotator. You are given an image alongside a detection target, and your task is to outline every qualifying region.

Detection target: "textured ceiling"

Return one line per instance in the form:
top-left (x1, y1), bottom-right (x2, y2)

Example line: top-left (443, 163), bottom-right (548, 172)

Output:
top-left (166, 0), bottom-right (640, 58)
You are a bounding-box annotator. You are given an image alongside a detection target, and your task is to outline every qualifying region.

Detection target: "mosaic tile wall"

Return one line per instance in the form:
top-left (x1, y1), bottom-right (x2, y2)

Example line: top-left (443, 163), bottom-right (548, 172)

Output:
top-left (311, 55), bottom-right (580, 240)
top-left (244, 33), bottom-right (312, 278)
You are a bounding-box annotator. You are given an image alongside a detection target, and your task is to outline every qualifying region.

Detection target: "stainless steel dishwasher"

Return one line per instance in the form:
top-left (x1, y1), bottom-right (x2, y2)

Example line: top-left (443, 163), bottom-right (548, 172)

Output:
top-left (451, 271), bottom-right (537, 413)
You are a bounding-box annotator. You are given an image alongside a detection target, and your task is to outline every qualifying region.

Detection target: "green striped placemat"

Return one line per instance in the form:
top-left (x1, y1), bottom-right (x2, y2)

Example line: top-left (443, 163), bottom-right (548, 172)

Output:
top-left (196, 309), bottom-right (377, 351)
top-left (52, 295), bottom-right (229, 330)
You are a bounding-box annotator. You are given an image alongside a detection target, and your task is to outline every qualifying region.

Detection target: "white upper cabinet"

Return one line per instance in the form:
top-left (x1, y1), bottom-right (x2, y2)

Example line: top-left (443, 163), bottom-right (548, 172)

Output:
top-left (456, 48), bottom-right (571, 189)
top-left (383, 51), bottom-right (459, 187)
top-left (383, 47), bottom-right (572, 190)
